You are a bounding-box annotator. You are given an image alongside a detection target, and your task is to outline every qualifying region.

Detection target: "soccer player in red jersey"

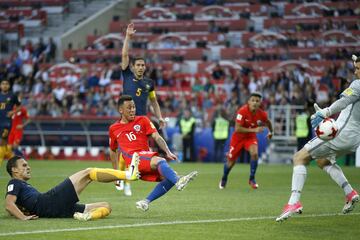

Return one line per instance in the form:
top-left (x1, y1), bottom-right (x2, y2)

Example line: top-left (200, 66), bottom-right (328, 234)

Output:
top-left (8, 104), bottom-right (30, 157)
top-left (219, 92), bottom-right (273, 190)
top-left (109, 95), bottom-right (198, 211)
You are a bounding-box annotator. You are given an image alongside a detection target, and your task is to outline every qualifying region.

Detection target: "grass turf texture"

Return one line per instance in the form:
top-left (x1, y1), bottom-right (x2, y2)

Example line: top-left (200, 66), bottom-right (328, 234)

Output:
top-left (0, 160), bottom-right (359, 240)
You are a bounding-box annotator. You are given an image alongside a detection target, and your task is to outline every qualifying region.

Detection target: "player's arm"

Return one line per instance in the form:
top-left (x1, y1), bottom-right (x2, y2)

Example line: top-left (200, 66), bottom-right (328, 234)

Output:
top-left (149, 91), bottom-right (165, 128)
top-left (5, 195), bottom-right (38, 220)
top-left (328, 87), bottom-right (360, 115)
top-left (17, 119), bottom-right (30, 130)
top-left (235, 121), bottom-right (263, 133)
top-left (108, 128), bottom-right (119, 169)
top-left (109, 148), bottom-right (119, 170)
top-left (264, 119), bottom-right (274, 139)
top-left (121, 23), bottom-right (136, 70)
top-left (151, 131), bottom-right (177, 161)
top-left (7, 96), bottom-right (21, 118)
top-left (311, 82), bottom-right (360, 128)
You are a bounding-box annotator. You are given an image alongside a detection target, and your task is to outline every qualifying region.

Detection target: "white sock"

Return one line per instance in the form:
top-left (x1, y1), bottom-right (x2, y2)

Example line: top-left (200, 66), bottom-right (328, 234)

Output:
top-left (288, 165), bottom-right (307, 205)
top-left (125, 170), bottom-right (131, 179)
top-left (323, 164), bottom-right (353, 195)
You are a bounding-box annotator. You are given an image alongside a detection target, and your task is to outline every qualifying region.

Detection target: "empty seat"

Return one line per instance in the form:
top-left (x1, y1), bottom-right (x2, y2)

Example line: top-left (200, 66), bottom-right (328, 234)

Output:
top-left (51, 146), bottom-right (61, 156)
top-left (77, 147), bottom-right (87, 157)
top-left (38, 146), bottom-right (47, 156)
top-left (64, 147), bottom-right (73, 157)
top-left (90, 147), bottom-right (100, 157)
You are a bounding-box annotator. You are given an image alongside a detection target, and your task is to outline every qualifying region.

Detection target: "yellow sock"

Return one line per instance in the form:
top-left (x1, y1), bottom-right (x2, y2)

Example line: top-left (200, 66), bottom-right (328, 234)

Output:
top-left (5, 145), bottom-right (14, 159)
top-left (0, 146), bottom-right (6, 167)
top-left (89, 168), bottom-right (127, 182)
top-left (90, 207), bottom-right (110, 220)
top-left (118, 154), bottom-right (130, 185)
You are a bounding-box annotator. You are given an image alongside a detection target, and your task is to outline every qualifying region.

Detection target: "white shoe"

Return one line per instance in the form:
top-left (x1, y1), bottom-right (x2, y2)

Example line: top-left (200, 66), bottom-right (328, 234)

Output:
top-left (175, 171), bottom-right (198, 191)
top-left (73, 212), bottom-right (91, 221)
top-left (115, 180), bottom-right (124, 191)
top-left (343, 190), bottom-right (359, 214)
top-left (127, 152), bottom-right (140, 180)
top-left (124, 182), bottom-right (132, 196)
top-left (275, 202), bottom-right (303, 222)
top-left (136, 199), bottom-right (149, 211)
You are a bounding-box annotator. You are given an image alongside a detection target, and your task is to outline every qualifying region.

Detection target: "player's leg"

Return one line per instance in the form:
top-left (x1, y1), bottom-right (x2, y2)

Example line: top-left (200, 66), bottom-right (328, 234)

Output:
top-left (219, 140), bottom-right (242, 189)
top-left (151, 156), bottom-right (197, 191)
top-left (0, 127), bottom-right (9, 166)
top-left (115, 153), bottom-right (126, 190)
top-left (74, 202), bottom-right (111, 221)
top-left (115, 153), bottom-right (132, 196)
top-left (276, 148), bottom-right (311, 222)
top-left (70, 153), bottom-right (140, 195)
top-left (248, 143), bottom-right (259, 189)
top-left (136, 154), bottom-right (197, 211)
top-left (10, 131), bottom-right (23, 157)
top-left (0, 145), bottom-right (5, 167)
top-left (317, 159), bottom-right (359, 214)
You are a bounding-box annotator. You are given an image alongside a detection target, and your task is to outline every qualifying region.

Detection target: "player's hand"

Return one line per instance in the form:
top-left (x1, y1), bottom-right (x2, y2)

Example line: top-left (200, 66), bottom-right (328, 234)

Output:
top-left (267, 131), bottom-right (273, 140)
top-left (310, 103), bottom-right (330, 129)
top-left (165, 151), bottom-right (178, 162)
top-left (23, 215), bottom-right (38, 220)
top-left (16, 124), bottom-right (23, 130)
top-left (351, 54), bottom-right (357, 64)
top-left (254, 126), bottom-right (265, 133)
top-left (6, 110), bottom-right (14, 117)
top-left (126, 23), bottom-right (136, 38)
top-left (159, 118), bottom-right (166, 129)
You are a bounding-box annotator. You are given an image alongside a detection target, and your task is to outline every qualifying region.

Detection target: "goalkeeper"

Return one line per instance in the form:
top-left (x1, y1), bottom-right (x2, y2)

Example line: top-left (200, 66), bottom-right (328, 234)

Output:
top-left (276, 55), bottom-right (360, 222)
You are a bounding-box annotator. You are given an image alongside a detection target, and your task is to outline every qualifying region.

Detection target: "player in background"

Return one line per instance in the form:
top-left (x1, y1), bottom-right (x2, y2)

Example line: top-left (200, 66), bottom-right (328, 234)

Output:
top-left (109, 95), bottom-right (197, 212)
top-left (115, 22), bottom-right (166, 195)
top-left (5, 155), bottom-right (139, 220)
top-left (0, 79), bottom-right (20, 167)
top-left (276, 55), bottom-right (360, 222)
top-left (8, 96), bottom-right (30, 157)
top-left (219, 92), bottom-right (273, 190)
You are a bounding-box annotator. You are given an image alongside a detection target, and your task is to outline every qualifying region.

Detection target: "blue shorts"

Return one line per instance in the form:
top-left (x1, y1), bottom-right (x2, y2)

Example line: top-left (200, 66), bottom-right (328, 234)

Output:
top-left (35, 178), bottom-right (85, 218)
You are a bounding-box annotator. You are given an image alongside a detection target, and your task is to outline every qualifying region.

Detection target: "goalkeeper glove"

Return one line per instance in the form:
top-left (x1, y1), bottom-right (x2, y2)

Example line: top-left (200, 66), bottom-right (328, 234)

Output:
top-left (310, 103), bottom-right (330, 129)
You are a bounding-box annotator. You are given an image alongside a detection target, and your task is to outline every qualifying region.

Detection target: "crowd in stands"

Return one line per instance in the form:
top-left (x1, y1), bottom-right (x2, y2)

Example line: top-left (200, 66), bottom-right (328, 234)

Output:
top-left (1, 0), bottom-right (359, 128)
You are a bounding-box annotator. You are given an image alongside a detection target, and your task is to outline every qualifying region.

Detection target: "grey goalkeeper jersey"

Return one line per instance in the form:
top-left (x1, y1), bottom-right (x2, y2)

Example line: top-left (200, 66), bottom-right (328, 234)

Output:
top-left (329, 79), bottom-right (360, 150)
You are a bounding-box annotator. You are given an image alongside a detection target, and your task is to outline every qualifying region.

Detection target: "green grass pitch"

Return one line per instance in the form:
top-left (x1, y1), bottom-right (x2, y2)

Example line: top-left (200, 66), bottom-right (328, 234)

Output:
top-left (0, 160), bottom-right (359, 240)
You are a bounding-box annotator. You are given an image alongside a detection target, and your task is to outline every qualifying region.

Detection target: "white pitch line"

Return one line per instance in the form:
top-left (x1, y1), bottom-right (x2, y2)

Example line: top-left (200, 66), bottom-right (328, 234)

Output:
top-left (0, 212), bottom-right (359, 237)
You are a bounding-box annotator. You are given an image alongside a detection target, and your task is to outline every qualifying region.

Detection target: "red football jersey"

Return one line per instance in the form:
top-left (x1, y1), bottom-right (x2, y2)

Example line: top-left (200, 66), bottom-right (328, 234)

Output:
top-left (109, 116), bottom-right (157, 154)
top-left (233, 104), bottom-right (268, 140)
top-left (11, 107), bottom-right (29, 132)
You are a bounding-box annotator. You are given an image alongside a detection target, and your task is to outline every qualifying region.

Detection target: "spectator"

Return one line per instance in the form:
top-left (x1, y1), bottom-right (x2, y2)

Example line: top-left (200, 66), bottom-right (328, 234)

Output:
top-left (69, 98), bottom-right (84, 116)
top-left (212, 63), bottom-right (225, 80)
top-left (179, 109), bottom-right (196, 162)
top-left (45, 37), bottom-right (57, 62)
top-left (99, 63), bottom-right (112, 87)
top-left (212, 107), bottom-right (230, 162)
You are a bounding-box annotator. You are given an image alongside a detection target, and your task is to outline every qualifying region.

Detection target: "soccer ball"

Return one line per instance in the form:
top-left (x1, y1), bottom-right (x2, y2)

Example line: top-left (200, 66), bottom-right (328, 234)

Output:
top-left (315, 118), bottom-right (338, 141)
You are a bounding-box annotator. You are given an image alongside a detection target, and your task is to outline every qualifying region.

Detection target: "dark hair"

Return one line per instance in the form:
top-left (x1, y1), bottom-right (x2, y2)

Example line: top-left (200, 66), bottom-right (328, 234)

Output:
top-left (356, 58), bottom-right (360, 63)
top-left (249, 91), bottom-right (263, 99)
top-left (6, 156), bottom-right (23, 177)
top-left (117, 95), bottom-right (133, 106)
top-left (131, 56), bottom-right (146, 65)
top-left (0, 79), bottom-right (10, 84)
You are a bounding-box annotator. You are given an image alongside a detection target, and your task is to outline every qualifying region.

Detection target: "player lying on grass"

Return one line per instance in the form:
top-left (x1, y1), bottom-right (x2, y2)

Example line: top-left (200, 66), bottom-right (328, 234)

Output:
top-left (109, 95), bottom-right (198, 212)
top-left (5, 155), bottom-right (139, 221)
top-left (276, 55), bottom-right (360, 222)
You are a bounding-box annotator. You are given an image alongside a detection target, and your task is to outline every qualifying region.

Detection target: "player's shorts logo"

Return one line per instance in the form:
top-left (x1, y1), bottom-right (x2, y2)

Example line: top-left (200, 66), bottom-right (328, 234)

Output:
top-left (134, 124), bottom-right (141, 132)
